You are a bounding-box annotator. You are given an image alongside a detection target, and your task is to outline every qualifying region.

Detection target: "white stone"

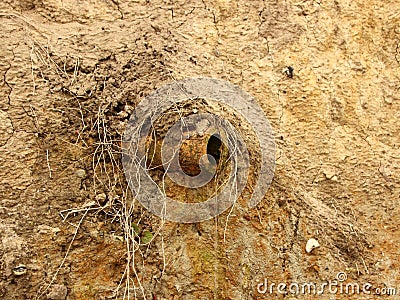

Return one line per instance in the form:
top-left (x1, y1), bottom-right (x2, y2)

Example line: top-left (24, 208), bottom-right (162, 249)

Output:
top-left (306, 238), bottom-right (320, 253)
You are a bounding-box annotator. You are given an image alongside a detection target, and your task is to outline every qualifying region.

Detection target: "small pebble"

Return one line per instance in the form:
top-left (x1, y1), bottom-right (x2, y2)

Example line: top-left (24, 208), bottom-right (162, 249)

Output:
top-left (283, 66), bottom-right (294, 78)
top-left (13, 264), bottom-right (27, 276)
top-left (95, 193), bottom-right (107, 203)
top-left (75, 169), bottom-right (86, 179)
top-left (306, 238), bottom-right (320, 253)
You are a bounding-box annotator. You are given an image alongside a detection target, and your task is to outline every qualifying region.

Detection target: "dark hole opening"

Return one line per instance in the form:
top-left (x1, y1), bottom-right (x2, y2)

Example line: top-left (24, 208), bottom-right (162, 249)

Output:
top-left (207, 134), bottom-right (222, 163)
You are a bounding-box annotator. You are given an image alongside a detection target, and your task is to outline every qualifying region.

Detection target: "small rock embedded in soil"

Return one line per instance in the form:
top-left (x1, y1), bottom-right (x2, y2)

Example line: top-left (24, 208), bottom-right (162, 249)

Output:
top-left (306, 238), bottom-right (320, 253)
top-left (75, 169), bottom-right (86, 178)
top-left (47, 284), bottom-right (68, 300)
top-left (283, 66), bottom-right (294, 78)
top-left (323, 168), bottom-right (338, 181)
top-left (13, 264), bottom-right (27, 276)
top-left (95, 193), bottom-right (107, 204)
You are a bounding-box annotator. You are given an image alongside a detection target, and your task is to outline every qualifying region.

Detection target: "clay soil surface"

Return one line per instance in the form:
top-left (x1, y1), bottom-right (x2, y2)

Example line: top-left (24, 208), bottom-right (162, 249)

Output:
top-left (0, 0), bottom-right (399, 299)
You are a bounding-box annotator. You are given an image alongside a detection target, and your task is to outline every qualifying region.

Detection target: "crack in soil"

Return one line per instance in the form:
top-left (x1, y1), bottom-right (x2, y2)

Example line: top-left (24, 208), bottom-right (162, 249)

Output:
top-left (3, 46), bottom-right (15, 106)
top-left (110, 0), bottom-right (124, 20)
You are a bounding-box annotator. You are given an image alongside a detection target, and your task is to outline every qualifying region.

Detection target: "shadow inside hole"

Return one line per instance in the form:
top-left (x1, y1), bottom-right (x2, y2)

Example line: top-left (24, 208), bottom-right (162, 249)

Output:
top-left (207, 134), bottom-right (222, 163)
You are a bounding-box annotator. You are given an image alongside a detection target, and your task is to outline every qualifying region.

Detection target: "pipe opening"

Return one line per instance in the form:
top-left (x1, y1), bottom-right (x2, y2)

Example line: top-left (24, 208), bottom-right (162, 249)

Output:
top-left (207, 134), bottom-right (222, 163)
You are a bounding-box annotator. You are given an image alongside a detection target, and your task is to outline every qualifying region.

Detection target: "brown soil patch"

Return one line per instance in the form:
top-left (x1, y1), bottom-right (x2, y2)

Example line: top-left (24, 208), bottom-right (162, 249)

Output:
top-left (0, 0), bottom-right (399, 299)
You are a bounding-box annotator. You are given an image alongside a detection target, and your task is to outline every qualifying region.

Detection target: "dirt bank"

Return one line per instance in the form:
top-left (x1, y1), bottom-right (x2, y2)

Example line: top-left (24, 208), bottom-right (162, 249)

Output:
top-left (0, 0), bottom-right (399, 299)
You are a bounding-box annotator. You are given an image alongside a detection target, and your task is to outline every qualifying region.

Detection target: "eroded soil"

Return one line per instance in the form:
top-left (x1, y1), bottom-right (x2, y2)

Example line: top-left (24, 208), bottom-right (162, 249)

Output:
top-left (0, 0), bottom-right (399, 299)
